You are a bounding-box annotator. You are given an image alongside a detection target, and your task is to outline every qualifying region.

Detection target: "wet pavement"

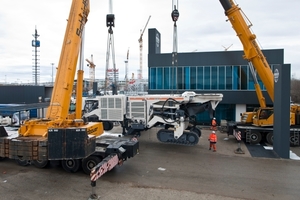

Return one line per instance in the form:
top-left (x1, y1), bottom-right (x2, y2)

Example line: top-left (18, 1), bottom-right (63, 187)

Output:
top-left (1, 125), bottom-right (300, 200)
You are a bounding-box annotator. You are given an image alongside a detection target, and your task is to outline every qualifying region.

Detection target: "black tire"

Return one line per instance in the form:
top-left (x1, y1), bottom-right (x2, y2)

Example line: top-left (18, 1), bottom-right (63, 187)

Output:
top-left (266, 132), bottom-right (273, 145)
top-left (290, 134), bottom-right (299, 147)
top-left (61, 159), bottom-right (81, 173)
top-left (249, 131), bottom-right (262, 144)
top-left (0, 156), bottom-right (5, 161)
top-left (190, 127), bottom-right (201, 137)
top-left (15, 157), bottom-right (30, 166)
top-left (103, 121), bottom-right (114, 131)
top-left (82, 156), bottom-right (102, 175)
top-left (32, 160), bottom-right (49, 169)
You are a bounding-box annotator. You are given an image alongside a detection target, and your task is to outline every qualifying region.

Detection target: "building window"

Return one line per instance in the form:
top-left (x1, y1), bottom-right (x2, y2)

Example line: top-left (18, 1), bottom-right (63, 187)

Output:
top-left (211, 66), bottom-right (218, 89)
top-left (219, 66), bottom-right (225, 90)
top-left (204, 67), bottom-right (211, 89)
top-left (197, 67), bottom-right (203, 89)
top-left (177, 67), bottom-right (183, 89)
top-left (226, 66), bottom-right (232, 90)
top-left (190, 67), bottom-right (197, 89)
top-left (157, 68), bottom-right (163, 89)
top-left (184, 67), bottom-right (190, 89)
top-left (164, 67), bottom-right (171, 89)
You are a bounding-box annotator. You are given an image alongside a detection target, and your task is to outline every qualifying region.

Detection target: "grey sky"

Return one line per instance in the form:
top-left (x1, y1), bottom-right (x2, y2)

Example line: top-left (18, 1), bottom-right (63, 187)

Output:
top-left (0, 0), bottom-right (299, 84)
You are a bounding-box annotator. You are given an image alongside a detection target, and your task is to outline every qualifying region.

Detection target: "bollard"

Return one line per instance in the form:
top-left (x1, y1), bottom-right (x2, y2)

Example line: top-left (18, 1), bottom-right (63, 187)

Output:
top-left (234, 131), bottom-right (245, 154)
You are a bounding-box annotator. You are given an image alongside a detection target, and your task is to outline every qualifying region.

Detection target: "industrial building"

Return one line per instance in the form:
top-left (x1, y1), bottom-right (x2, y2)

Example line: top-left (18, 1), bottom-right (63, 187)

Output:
top-left (147, 28), bottom-right (286, 124)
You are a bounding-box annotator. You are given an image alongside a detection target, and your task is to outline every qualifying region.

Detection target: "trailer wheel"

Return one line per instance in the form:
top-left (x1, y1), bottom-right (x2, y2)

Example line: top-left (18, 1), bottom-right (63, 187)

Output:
top-left (82, 156), bottom-right (102, 175)
top-left (15, 157), bottom-right (30, 166)
top-left (61, 159), bottom-right (81, 173)
top-left (103, 121), bottom-right (114, 131)
top-left (266, 132), bottom-right (274, 145)
top-left (32, 160), bottom-right (49, 169)
top-left (249, 131), bottom-right (262, 144)
top-left (190, 127), bottom-right (202, 137)
top-left (290, 134), bottom-right (299, 147)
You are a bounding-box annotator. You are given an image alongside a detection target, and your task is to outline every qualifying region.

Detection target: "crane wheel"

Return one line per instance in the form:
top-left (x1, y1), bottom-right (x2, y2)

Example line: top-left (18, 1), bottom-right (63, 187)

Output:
top-left (32, 160), bottom-right (49, 169)
top-left (82, 156), bottom-right (102, 175)
top-left (266, 132), bottom-right (273, 145)
top-left (15, 157), bottom-right (30, 166)
top-left (61, 159), bottom-right (81, 173)
top-left (249, 131), bottom-right (262, 144)
top-left (190, 127), bottom-right (202, 137)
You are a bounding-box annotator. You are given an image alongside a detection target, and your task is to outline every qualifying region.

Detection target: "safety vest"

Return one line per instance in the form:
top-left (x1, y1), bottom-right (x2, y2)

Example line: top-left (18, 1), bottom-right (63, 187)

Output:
top-left (212, 119), bottom-right (217, 126)
top-left (209, 133), bottom-right (217, 142)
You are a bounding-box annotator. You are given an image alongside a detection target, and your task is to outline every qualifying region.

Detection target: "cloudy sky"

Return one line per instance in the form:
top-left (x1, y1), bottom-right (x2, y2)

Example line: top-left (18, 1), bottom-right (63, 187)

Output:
top-left (0, 0), bottom-right (300, 84)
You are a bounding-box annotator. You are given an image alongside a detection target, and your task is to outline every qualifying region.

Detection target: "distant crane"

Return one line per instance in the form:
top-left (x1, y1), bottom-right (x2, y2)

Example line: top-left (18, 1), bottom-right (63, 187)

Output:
top-left (105, 0), bottom-right (117, 95)
top-left (138, 15), bottom-right (151, 81)
top-left (85, 54), bottom-right (95, 91)
top-left (222, 44), bottom-right (233, 51)
top-left (124, 48), bottom-right (129, 91)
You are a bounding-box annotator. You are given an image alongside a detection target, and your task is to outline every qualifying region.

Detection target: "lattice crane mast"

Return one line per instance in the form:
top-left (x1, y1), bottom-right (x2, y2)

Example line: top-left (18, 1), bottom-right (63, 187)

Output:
top-left (138, 15), bottom-right (151, 81)
top-left (124, 48), bottom-right (129, 91)
top-left (85, 54), bottom-right (95, 91)
top-left (104, 0), bottom-right (117, 95)
top-left (171, 0), bottom-right (179, 92)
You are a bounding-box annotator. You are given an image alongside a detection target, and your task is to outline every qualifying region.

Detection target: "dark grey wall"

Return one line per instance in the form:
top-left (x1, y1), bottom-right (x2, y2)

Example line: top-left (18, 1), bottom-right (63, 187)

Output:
top-left (148, 49), bottom-right (284, 67)
top-left (0, 86), bottom-right (46, 104)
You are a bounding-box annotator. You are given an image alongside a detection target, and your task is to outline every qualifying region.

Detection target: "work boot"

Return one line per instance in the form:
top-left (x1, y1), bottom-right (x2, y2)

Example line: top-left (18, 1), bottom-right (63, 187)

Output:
top-left (209, 148), bottom-right (211, 150)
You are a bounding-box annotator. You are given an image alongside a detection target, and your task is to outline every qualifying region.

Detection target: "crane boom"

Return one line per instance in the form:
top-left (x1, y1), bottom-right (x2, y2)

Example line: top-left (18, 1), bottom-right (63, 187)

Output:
top-left (219, 0), bottom-right (274, 102)
top-left (18, 0), bottom-right (103, 137)
top-left (47, 0), bottom-right (89, 120)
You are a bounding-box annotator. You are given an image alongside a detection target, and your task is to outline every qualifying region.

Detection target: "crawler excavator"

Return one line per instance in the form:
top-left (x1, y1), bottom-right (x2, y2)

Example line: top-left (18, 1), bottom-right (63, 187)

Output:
top-left (219, 0), bottom-right (300, 146)
top-left (0, 0), bottom-right (138, 175)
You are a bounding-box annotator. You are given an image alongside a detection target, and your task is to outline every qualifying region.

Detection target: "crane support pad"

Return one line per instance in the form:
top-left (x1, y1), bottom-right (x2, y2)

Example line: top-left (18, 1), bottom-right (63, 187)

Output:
top-left (90, 154), bottom-right (119, 181)
top-left (48, 128), bottom-right (96, 160)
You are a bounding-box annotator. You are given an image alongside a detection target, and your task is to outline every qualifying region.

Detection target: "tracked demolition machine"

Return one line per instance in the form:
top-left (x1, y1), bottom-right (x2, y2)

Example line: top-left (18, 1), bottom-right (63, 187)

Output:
top-left (83, 92), bottom-right (223, 146)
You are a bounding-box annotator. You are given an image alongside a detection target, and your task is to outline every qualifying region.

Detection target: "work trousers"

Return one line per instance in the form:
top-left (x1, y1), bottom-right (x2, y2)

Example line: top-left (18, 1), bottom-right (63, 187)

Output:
top-left (209, 142), bottom-right (217, 151)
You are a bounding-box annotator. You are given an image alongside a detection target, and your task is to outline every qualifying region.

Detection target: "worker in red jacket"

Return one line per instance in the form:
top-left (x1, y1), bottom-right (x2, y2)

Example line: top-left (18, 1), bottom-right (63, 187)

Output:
top-left (208, 131), bottom-right (217, 152)
top-left (210, 117), bottom-right (217, 131)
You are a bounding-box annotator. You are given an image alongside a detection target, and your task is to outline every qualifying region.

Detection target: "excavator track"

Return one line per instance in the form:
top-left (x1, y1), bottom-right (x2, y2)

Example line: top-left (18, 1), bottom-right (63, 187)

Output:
top-left (157, 129), bottom-right (199, 146)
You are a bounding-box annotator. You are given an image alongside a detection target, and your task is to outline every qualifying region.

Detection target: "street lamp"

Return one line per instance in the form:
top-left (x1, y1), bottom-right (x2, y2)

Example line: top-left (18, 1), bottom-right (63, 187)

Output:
top-left (51, 63), bottom-right (54, 85)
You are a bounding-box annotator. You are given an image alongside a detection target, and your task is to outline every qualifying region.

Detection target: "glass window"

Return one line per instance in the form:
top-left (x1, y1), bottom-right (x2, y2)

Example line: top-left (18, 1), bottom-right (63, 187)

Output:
top-left (177, 67), bottom-right (183, 89)
top-left (219, 66), bottom-right (225, 90)
top-left (190, 67), bottom-right (196, 89)
top-left (164, 67), bottom-right (170, 89)
top-left (157, 68), bottom-right (163, 89)
top-left (170, 67), bottom-right (176, 90)
top-left (149, 68), bottom-right (156, 89)
top-left (197, 67), bottom-right (203, 89)
top-left (241, 65), bottom-right (248, 90)
top-left (204, 67), bottom-right (211, 89)
top-left (211, 66), bottom-right (218, 89)
top-left (184, 67), bottom-right (190, 89)
top-left (233, 65), bottom-right (239, 90)
top-left (226, 66), bottom-right (232, 90)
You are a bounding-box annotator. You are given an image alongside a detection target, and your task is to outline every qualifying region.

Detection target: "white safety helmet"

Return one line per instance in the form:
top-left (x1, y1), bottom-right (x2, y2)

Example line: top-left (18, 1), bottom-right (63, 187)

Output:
top-left (213, 117), bottom-right (216, 120)
top-left (212, 131), bottom-right (215, 133)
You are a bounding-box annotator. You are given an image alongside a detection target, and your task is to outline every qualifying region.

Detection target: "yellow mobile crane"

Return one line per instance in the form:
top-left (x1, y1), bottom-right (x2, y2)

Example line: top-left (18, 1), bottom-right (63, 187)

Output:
top-left (219, 0), bottom-right (300, 145)
top-left (0, 0), bottom-right (138, 174)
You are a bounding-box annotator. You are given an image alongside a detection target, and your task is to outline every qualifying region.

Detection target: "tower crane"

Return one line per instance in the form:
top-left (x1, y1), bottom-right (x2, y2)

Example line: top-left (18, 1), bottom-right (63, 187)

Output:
top-left (85, 54), bottom-right (95, 91)
top-left (138, 15), bottom-right (151, 81)
top-left (171, 0), bottom-right (179, 92)
top-left (104, 0), bottom-right (117, 95)
top-left (124, 48), bottom-right (129, 91)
